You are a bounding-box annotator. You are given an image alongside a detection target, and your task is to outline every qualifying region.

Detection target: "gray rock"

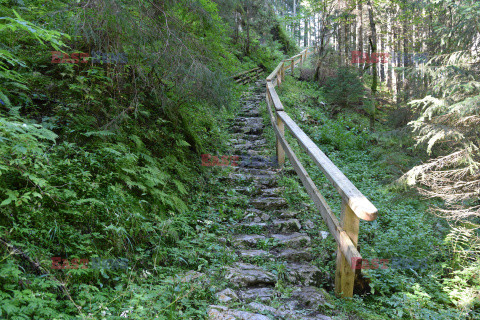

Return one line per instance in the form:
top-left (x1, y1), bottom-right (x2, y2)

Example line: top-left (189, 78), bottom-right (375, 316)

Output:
top-left (279, 211), bottom-right (300, 219)
top-left (208, 305), bottom-right (272, 320)
top-left (291, 286), bottom-right (326, 309)
top-left (238, 287), bottom-right (276, 302)
top-left (271, 233), bottom-right (311, 248)
top-left (275, 248), bottom-right (313, 262)
top-left (319, 231), bottom-right (329, 239)
top-left (240, 169), bottom-right (276, 176)
top-left (254, 177), bottom-right (278, 188)
top-left (273, 219), bottom-right (301, 232)
top-left (181, 271), bottom-right (207, 283)
top-left (228, 173), bottom-right (254, 182)
top-left (224, 263), bottom-right (277, 287)
top-left (285, 263), bottom-right (322, 286)
top-left (238, 222), bottom-right (268, 230)
top-left (247, 302), bottom-right (277, 314)
top-left (216, 288), bottom-right (239, 303)
top-left (251, 197), bottom-right (287, 210)
top-left (232, 234), bottom-right (266, 248)
top-left (304, 220), bottom-right (315, 229)
top-left (260, 188), bottom-right (284, 197)
top-left (238, 250), bottom-right (272, 259)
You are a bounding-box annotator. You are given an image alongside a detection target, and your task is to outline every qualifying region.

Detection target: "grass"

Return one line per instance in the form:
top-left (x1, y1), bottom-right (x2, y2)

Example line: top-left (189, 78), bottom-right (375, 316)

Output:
top-left (264, 67), bottom-right (476, 319)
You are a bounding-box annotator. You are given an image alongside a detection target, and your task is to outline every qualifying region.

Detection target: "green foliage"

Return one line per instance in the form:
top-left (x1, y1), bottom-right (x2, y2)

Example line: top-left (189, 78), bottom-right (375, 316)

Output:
top-left (0, 0), bottom-right (290, 318)
top-left (322, 67), bottom-right (366, 109)
top-left (275, 73), bottom-right (473, 319)
top-left (270, 20), bottom-right (298, 56)
top-left (0, 0), bottom-right (297, 318)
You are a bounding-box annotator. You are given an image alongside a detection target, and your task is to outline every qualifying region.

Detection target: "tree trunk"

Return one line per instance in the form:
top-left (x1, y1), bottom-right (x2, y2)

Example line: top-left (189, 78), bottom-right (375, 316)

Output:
top-left (367, 0), bottom-right (377, 130)
top-left (246, 8), bottom-right (250, 55)
top-left (304, 17), bottom-right (309, 47)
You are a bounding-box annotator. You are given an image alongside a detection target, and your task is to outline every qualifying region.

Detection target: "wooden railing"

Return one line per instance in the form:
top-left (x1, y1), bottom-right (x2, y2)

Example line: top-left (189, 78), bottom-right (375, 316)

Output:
top-left (265, 47), bottom-right (378, 298)
top-left (233, 67), bottom-right (263, 84)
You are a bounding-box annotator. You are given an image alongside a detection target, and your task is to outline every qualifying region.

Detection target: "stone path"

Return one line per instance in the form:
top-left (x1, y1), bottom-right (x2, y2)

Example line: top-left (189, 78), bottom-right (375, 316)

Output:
top-left (208, 80), bottom-right (332, 320)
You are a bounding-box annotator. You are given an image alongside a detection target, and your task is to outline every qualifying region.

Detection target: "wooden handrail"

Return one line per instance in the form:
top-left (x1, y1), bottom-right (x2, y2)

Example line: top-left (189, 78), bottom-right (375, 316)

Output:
top-left (233, 67), bottom-right (263, 84)
top-left (265, 47), bottom-right (378, 298)
top-left (233, 67), bottom-right (262, 79)
top-left (277, 112), bottom-right (377, 221)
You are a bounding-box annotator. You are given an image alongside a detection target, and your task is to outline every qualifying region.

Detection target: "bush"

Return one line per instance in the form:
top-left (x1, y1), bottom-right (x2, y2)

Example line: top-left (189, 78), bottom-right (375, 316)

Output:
top-left (323, 67), bottom-right (365, 108)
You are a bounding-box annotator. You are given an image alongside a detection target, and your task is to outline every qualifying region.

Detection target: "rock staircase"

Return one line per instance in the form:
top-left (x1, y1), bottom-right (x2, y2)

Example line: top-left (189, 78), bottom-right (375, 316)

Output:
top-left (208, 80), bottom-right (332, 320)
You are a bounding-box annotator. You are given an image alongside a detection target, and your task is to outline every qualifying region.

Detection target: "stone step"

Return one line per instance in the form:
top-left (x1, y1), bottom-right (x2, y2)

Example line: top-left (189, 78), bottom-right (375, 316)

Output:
top-left (236, 159), bottom-right (275, 169)
top-left (239, 110), bottom-right (260, 117)
top-left (238, 287), bottom-right (277, 303)
top-left (233, 187), bottom-right (254, 195)
top-left (284, 263), bottom-right (322, 286)
top-left (259, 187), bottom-right (284, 197)
top-left (273, 219), bottom-right (302, 232)
top-left (254, 176), bottom-right (278, 188)
top-left (289, 286), bottom-right (328, 311)
top-left (232, 234), bottom-right (266, 248)
top-left (273, 248), bottom-right (313, 262)
top-left (226, 173), bottom-right (255, 182)
top-left (236, 222), bottom-right (268, 233)
top-left (229, 137), bottom-right (268, 145)
top-left (242, 208), bottom-right (271, 222)
top-left (215, 288), bottom-right (238, 303)
top-left (232, 143), bottom-right (267, 151)
top-left (236, 118), bottom-right (264, 126)
top-left (279, 210), bottom-right (301, 219)
top-left (233, 117), bottom-right (264, 124)
top-left (250, 197), bottom-right (288, 210)
top-left (238, 249), bottom-right (273, 259)
top-left (245, 289), bottom-right (331, 320)
top-left (271, 233), bottom-right (311, 248)
top-left (237, 168), bottom-right (277, 176)
top-left (208, 305), bottom-right (271, 320)
top-left (224, 263), bottom-right (277, 288)
top-left (232, 126), bottom-right (263, 135)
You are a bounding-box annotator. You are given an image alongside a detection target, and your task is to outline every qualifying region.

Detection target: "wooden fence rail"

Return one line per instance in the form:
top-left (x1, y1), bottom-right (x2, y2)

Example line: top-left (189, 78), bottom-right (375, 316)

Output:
top-left (265, 47), bottom-right (378, 298)
top-left (233, 67), bottom-right (263, 84)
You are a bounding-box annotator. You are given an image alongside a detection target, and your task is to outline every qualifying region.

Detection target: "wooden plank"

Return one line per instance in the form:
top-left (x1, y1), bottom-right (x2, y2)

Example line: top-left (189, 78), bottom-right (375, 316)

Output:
top-left (267, 63), bottom-right (283, 82)
top-left (280, 62), bottom-right (285, 82)
top-left (265, 85), bottom-right (276, 123)
top-left (335, 201), bottom-right (359, 298)
top-left (276, 114), bottom-right (285, 167)
top-left (267, 83), bottom-right (284, 111)
top-left (233, 67), bottom-right (261, 79)
top-left (270, 121), bottom-right (362, 266)
top-left (276, 111), bottom-right (378, 221)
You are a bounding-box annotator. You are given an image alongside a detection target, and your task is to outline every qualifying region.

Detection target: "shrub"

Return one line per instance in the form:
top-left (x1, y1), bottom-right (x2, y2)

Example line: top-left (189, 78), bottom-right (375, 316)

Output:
top-left (323, 67), bottom-right (365, 109)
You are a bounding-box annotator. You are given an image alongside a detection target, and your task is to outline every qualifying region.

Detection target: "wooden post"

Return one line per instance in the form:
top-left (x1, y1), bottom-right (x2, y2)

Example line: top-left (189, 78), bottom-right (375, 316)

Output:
top-left (276, 112), bottom-right (285, 168)
top-left (334, 200), bottom-right (359, 298)
top-left (281, 61), bottom-right (285, 82)
top-left (300, 54), bottom-right (304, 68)
top-left (291, 58), bottom-right (295, 74)
top-left (277, 63), bottom-right (283, 87)
top-left (266, 82), bottom-right (272, 110)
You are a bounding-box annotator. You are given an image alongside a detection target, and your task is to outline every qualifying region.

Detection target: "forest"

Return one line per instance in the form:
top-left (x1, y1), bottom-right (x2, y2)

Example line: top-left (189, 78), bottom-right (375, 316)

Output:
top-left (0, 0), bottom-right (479, 319)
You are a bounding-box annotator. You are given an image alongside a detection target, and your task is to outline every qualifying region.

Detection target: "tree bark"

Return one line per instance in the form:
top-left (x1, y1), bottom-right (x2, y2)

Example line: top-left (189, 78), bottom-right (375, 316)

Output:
top-left (367, 0), bottom-right (377, 130)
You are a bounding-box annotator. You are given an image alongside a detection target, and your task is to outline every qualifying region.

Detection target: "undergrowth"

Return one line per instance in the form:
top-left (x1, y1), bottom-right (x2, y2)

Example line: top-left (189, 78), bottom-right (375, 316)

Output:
top-left (271, 64), bottom-right (478, 319)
